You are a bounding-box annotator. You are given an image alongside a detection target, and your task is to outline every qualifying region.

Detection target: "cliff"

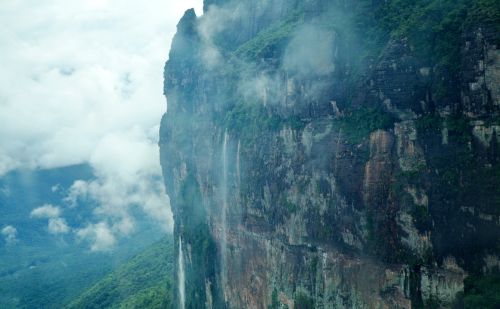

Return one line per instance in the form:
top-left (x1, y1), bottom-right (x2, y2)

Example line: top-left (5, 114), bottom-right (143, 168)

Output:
top-left (160, 1), bottom-right (500, 308)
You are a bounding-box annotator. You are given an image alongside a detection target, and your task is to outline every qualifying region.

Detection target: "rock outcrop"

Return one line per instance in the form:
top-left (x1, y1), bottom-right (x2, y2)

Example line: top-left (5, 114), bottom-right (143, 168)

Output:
top-left (160, 1), bottom-right (500, 308)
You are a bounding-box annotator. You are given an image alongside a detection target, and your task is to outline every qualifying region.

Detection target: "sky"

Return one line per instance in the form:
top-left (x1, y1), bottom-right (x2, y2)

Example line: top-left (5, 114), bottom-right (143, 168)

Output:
top-left (0, 0), bottom-right (203, 250)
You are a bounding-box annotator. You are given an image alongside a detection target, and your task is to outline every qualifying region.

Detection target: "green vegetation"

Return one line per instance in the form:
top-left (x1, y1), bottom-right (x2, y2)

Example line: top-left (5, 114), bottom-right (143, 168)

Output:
top-left (374, 0), bottom-right (499, 78)
top-left (221, 0), bottom-right (499, 142)
top-left (416, 113), bottom-right (473, 143)
top-left (467, 0), bottom-right (500, 38)
top-left (177, 173), bottom-right (222, 309)
top-left (446, 114), bottom-right (472, 143)
top-left (269, 289), bottom-right (280, 309)
top-left (412, 203), bottom-right (432, 232)
top-left (378, 0), bottom-right (464, 65)
top-left (309, 256), bottom-right (319, 275)
top-left (423, 296), bottom-right (441, 309)
top-left (285, 200), bottom-right (299, 214)
top-left (336, 107), bottom-right (396, 144)
top-left (0, 164), bottom-right (168, 309)
top-left (415, 114), bottom-right (442, 134)
top-left (224, 101), bottom-right (280, 133)
top-left (454, 273), bottom-right (500, 309)
top-left (0, 249), bottom-right (116, 309)
top-left (234, 11), bottom-right (304, 60)
top-left (294, 291), bottom-right (314, 309)
top-left (224, 100), bottom-right (306, 143)
top-left (116, 285), bottom-right (170, 309)
top-left (66, 237), bottom-right (174, 309)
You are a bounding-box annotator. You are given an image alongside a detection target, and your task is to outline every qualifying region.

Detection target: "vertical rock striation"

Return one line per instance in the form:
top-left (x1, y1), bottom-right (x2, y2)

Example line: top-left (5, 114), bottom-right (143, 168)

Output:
top-left (160, 1), bottom-right (500, 308)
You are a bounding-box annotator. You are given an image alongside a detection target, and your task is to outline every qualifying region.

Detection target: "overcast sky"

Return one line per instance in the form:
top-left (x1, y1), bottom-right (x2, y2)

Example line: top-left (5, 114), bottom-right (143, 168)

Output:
top-left (0, 0), bottom-right (203, 249)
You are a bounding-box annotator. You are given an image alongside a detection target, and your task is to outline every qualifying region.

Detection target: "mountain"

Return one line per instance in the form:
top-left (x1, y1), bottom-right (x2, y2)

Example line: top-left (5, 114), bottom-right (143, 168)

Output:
top-left (0, 165), bottom-right (167, 308)
top-left (160, 0), bottom-right (500, 308)
top-left (66, 237), bottom-right (174, 309)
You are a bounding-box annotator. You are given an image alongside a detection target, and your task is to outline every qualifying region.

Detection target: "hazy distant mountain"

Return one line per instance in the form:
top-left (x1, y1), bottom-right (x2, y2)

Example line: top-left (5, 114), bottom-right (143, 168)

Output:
top-left (0, 164), bottom-right (168, 308)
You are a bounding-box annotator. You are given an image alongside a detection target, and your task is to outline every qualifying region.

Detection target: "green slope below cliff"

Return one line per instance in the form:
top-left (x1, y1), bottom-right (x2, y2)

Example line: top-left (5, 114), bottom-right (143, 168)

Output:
top-left (66, 237), bottom-right (174, 309)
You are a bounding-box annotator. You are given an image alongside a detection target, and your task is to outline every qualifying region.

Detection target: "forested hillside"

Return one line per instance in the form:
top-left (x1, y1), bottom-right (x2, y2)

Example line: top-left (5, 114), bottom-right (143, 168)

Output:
top-left (67, 237), bottom-right (174, 309)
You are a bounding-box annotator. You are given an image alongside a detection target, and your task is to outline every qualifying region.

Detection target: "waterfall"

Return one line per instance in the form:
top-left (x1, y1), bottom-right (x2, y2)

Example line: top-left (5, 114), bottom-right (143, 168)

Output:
top-left (236, 140), bottom-right (241, 184)
top-left (221, 131), bottom-right (229, 298)
top-left (178, 238), bottom-right (186, 309)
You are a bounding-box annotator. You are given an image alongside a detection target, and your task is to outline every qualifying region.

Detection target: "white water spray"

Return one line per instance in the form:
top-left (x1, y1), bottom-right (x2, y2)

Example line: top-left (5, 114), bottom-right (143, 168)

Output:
top-left (221, 131), bottom-right (229, 297)
top-left (178, 238), bottom-right (186, 309)
top-left (236, 139), bottom-right (241, 184)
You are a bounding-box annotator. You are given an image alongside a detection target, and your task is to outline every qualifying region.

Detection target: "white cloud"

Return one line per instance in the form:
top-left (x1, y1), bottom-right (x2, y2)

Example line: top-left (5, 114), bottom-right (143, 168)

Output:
top-left (77, 222), bottom-right (116, 251)
top-left (115, 216), bottom-right (135, 235)
top-left (48, 218), bottom-right (70, 234)
top-left (0, 0), bottom-right (203, 174)
top-left (1, 225), bottom-right (18, 245)
top-left (62, 128), bottom-right (173, 250)
top-left (0, 0), bottom-right (202, 249)
top-left (31, 204), bottom-right (71, 235)
top-left (64, 180), bottom-right (89, 208)
top-left (283, 24), bottom-right (337, 77)
top-left (1, 185), bottom-right (10, 197)
top-left (30, 204), bottom-right (61, 219)
top-left (66, 129), bottom-right (173, 235)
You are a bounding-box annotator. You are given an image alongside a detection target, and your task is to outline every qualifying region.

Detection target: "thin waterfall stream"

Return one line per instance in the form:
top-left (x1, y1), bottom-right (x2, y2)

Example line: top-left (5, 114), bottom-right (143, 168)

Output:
top-left (221, 131), bottom-right (229, 300)
top-left (178, 238), bottom-right (185, 309)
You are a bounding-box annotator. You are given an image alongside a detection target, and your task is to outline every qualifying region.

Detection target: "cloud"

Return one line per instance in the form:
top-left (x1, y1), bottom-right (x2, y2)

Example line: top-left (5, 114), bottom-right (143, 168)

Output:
top-left (197, 4), bottom-right (237, 68)
top-left (1, 225), bottom-right (18, 245)
top-left (283, 24), bottom-right (337, 77)
top-left (64, 180), bottom-right (89, 208)
top-left (64, 128), bottom-right (173, 250)
top-left (30, 204), bottom-right (61, 219)
top-left (1, 185), bottom-right (10, 197)
top-left (237, 72), bottom-right (282, 106)
top-left (0, 0), bottom-right (203, 175)
top-left (77, 222), bottom-right (116, 251)
top-left (48, 218), bottom-right (70, 234)
top-left (0, 0), bottom-right (202, 249)
top-left (67, 129), bottom-right (173, 228)
top-left (31, 204), bottom-right (71, 235)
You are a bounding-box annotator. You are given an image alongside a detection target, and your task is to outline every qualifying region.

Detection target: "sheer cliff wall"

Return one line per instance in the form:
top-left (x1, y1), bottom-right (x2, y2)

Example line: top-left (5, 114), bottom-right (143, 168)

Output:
top-left (160, 1), bottom-right (500, 308)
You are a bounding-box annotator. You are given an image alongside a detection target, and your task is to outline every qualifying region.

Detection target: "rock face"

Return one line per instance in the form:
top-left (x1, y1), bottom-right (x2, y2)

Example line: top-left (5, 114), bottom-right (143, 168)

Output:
top-left (160, 1), bottom-right (499, 308)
